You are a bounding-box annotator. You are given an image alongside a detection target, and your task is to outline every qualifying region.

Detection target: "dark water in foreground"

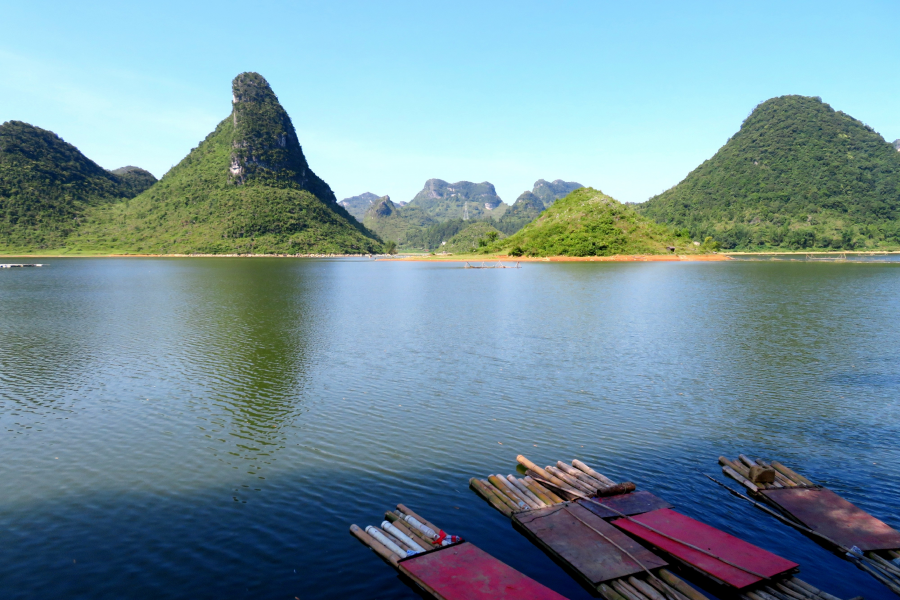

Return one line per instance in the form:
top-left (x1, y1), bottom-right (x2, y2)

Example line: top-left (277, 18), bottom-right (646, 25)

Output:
top-left (1, 258), bottom-right (899, 600)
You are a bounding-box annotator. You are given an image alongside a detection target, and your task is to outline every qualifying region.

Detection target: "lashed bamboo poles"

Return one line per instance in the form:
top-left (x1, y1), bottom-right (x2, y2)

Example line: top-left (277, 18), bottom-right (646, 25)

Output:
top-left (350, 504), bottom-right (462, 566)
top-left (716, 457), bottom-right (900, 596)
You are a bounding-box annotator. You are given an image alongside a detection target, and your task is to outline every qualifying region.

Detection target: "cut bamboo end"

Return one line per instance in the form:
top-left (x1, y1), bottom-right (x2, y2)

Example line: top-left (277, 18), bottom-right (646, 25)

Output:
top-left (351, 524), bottom-right (401, 566)
top-left (658, 569), bottom-right (710, 600)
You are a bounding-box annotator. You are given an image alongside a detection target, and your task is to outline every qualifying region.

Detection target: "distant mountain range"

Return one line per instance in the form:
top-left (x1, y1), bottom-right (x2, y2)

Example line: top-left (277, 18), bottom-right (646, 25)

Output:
top-left (339, 192), bottom-right (383, 220)
top-left (639, 95), bottom-right (900, 250)
top-left (0, 121), bottom-right (157, 250)
top-left (531, 179), bottom-right (583, 208)
top-left (407, 179), bottom-right (507, 221)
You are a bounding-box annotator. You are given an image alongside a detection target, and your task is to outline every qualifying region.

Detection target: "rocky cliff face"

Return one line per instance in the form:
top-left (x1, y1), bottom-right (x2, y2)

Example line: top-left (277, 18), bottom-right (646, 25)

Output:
top-left (228, 72), bottom-right (335, 203)
top-left (407, 179), bottom-right (505, 220)
top-left (531, 179), bottom-right (584, 208)
top-left (894, 139), bottom-right (900, 151)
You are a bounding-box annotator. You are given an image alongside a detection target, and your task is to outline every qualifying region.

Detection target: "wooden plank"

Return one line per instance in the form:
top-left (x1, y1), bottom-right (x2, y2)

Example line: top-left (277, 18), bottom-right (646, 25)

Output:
top-left (514, 502), bottom-right (667, 585)
top-left (399, 542), bottom-right (569, 600)
top-left (613, 508), bottom-right (797, 589)
top-left (577, 491), bottom-right (672, 520)
top-left (761, 487), bottom-right (900, 552)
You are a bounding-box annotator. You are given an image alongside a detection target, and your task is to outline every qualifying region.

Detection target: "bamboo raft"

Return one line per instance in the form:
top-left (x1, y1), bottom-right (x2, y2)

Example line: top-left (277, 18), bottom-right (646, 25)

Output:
top-left (719, 454), bottom-right (900, 595)
top-left (470, 455), bottom-right (854, 600)
top-left (350, 503), bottom-right (569, 599)
top-left (464, 261), bottom-right (521, 269)
top-left (0, 263), bottom-right (44, 268)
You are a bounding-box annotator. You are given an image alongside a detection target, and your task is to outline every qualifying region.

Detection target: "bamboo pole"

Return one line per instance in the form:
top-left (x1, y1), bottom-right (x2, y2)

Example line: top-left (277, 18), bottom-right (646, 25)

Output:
top-left (865, 551), bottom-right (900, 577)
top-left (786, 578), bottom-right (844, 600)
top-left (658, 569), bottom-right (709, 600)
top-left (547, 465), bottom-right (596, 494)
top-left (382, 521), bottom-right (426, 553)
top-left (488, 475), bottom-right (531, 511)
top-left (774, 582), bottom-right (814, 600)
top-left (365, 525), bottom-right (408, 557)
top-left (507, 475), bottom-right (547, 507)
top-left (521, 476), bottom-right (558, 505)
top-left (518, 455), bottom-right (579, 492)
top-left (755, 459), bottom-right (797, 487)
top-left (378, 525), bottom-right (416, 553)
top-left (722, 465), bottom-right (760, 492)
top-left (397, 504), bottom-right (441, 535)
top-left (387, 516), bottom-right (432, 548)
top-left (770, 461), bottom-right (815, 486)
top-left (647, 575), bottom-right (693, 600)
top-left (572, 459), bottom-right (617, 486)
top-left (558, 461), bottom-right (606, 490)
top-left (599, 582), bottom-right (631, 600)
top-left (350, 524), bottom-right (401, 566)
top-left (497, 475), bottom-right (541, 509)
top-left (524, 476), bottom-right (564, 504)
top-left (469, 478), bottom-right (515, 516)
top-left (612, 579), bottom-right (651, 600)
top-left (629, 576), bottom-right (667, 600)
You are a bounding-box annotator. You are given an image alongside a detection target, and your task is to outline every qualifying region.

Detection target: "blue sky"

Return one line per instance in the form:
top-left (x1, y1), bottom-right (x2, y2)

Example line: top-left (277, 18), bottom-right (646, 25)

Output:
top-left (2, 0), bottom-right (898, 205)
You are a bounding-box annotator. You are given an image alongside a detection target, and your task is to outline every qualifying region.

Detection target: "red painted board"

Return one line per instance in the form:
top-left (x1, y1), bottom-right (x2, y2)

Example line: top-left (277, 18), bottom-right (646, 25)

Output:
top-left (578, 491), bottom-right (672, 520)
top-left (761, 487), bottom-right (900, 552)
top-left (514, 502), bottom-right (667, 585)
top-left (399, 542), bottom-right (569, 600)
top-left (614, 508), bottom-right (797, 589)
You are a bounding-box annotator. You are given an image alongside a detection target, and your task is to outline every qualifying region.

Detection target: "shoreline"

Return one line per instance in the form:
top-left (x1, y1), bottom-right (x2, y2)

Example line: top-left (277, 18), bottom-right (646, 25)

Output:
top-left (377, 254), bottom-right (732, 262)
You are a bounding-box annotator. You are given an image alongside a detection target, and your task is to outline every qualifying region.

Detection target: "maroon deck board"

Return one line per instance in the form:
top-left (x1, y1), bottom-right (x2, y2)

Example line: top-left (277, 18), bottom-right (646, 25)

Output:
top-left (514, 502), bottom-right (667, 585)
top-left (761, 487), bottom-right (900, 552)
top-left (614, 508), bottom-right (797, 589)
top-left (577, 491), bottom-right (672, 520)
top-left (399, 542), bottom-right (569, 600)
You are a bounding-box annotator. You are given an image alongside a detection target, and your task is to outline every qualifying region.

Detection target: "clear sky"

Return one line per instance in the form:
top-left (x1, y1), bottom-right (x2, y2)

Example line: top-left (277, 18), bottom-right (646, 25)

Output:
top-left (2, 1), bottom-right (898, 205)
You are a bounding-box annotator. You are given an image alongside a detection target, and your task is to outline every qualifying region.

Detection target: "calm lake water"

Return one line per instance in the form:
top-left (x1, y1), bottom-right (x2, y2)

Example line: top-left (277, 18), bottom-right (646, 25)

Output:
top-left (1, 258), bottom-right (899, 600)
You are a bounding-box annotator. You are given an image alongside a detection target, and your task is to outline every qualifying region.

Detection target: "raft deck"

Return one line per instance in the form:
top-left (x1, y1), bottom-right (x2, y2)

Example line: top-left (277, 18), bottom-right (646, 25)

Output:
top-left (471, 454), bottom-right (850, 600)
top-left (350, 503), bottom-right (568, 599)
top-left (720, 454), bottom-right (900, 595)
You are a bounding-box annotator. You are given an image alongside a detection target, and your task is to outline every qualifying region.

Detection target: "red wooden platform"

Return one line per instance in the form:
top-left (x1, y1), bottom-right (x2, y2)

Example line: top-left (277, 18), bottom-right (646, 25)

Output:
top-left (578, 491), bottom-right (672, 519)
top-left (514, 503), bottom-right (667, 586)
top-left (614, 508), bottom-right (797, 589)
top-left (399, 542), bottom-right (569, 600)
top-left (761, 487), bottom-right (900, 552)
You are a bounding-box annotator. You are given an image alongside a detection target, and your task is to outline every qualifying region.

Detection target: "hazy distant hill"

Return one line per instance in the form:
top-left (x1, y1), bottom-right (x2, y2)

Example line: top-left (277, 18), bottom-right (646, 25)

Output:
top-left (71, 72), bottom-right (380, 254)
top-left (491, 187), bottom-right (700, 257)
top-left (0, 121), bottom-right (156, 250)
top-left (640, 95), bottom-right (900, 250)
top-left (494, 191), bottom-right (546, 235)
top-left (894, 139), bottom-right (900, 151)
top-left (407, 179), bottom-right (507, 221)
top-left (362, 196), bottom-right (433, 244)
top-left (339, 192), bottom-right (383, 220)
top-left (531, 179), bottom-right (583, 208)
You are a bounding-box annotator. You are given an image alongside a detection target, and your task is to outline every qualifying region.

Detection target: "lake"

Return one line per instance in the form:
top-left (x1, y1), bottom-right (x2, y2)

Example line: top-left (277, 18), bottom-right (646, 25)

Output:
top-left (1, 258), bottom-right (898, 599)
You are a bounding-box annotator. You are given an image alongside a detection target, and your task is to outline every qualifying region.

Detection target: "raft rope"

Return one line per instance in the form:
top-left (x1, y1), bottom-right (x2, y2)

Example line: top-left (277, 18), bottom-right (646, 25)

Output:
top-left (532, 476), bottom-right (772, 580)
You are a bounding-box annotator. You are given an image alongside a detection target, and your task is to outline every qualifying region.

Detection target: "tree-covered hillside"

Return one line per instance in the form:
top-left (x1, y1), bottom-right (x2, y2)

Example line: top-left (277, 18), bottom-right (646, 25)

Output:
top-left (640, 96), bottom-right (900, 250)
top-left (494, 191), bottom-right (545, 235)
top-left (0, 121), bottom-right (156, 250)
top-left (69, 73), bottom-right (380, 254)
top-left (531, 179), bottom-right (583, 208)
top-left (339, 192), bottom-right (382, 220)
top-left (489, 187), bottom-right (703, 257)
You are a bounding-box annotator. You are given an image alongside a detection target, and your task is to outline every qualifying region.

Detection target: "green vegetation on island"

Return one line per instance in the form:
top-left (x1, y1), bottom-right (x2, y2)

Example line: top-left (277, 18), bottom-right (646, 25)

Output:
top-left (487, 187), bottom-right (704, 257)
top-left (0, 121), bottom-right (157, 250)
top-left (67, 73), bottom-right (380, 255)
top-left (442, 221), bottom-right (505, 253)
top-left (639, 95), bottom-right (900, 250)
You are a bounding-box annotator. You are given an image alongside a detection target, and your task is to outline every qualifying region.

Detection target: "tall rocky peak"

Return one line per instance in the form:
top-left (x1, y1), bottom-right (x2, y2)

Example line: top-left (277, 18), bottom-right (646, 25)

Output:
top-left (365, 195), bottom-right (396, 218)
top-left (411, 179), bottom-right (503, 209)
top-left (228, 72), bottom-right (336, 202)
top-left (532, 179), bottom-right (583, 207)
top-left (340, 191), bottom-right (383, 220)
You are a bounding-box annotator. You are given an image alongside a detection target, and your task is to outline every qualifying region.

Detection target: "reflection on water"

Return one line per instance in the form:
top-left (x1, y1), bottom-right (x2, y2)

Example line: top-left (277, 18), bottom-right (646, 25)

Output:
top-left (0, 259), bottom-right (899, 600)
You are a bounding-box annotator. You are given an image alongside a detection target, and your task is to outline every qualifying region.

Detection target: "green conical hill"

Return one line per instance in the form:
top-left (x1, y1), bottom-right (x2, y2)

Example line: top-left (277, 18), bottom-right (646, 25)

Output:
top-left (639, 95), bottom-right (900, 250)
top-left (443, 221), bottom-right (505, 253)
top-left (491, 187), bottom-right (701, 257)
top-left (0, 121), bottom-right (156, 250)
top-left (71, 72), bottom-right (379, 254)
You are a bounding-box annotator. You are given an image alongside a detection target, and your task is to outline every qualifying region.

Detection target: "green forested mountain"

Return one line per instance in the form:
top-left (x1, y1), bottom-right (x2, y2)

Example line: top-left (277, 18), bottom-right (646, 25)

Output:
top-left (362, 196), bottom-right (434, 245)
top-left (443, 221), bottom-right (505, 253)
top-left (0, 121), bottom-right (156, 250)
top-left (640, 95), bottom-right (900, 250)
top-left (494, 191), bottom-right (546, 235)
top-left (893, 139), bottom-right (900, 151)
top-left (407, 179), bottom-right (507, 221)
top-left (489, 187), bottom-right (701, 257)
top-left (339, 192), bottom-right (382, 220)
top-left (531, 179), bottom-right (583, 208)
top-left (69, 72), bottom-right (379, 254)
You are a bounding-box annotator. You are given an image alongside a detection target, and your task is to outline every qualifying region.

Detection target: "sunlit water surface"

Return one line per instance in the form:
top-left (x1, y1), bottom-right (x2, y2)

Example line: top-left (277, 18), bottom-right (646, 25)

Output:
top-left (1, 258), bottom-right (898, 599)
